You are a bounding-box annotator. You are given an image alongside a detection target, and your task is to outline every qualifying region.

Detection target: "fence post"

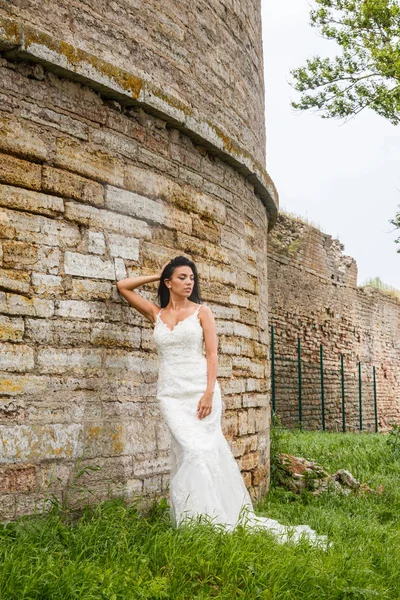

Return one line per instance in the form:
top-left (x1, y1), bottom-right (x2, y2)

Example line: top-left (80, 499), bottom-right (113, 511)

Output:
top-left (320, 343), bottom-right (325, 431)
top-left (373, 365), bottom-right (378, 433)
top-left (271, 326), bottom-right (276, 414)
top-left (297, 337), bottom-right (302, 430)
top-left (341, 354), bottom-right (346, 433)
top-left (358, 362), bottom-right (363, 432)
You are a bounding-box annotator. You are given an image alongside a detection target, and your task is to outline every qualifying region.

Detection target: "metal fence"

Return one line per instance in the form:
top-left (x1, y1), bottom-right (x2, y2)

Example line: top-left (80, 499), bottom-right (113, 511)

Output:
top-left (270, 326), bottom-right (379, 432)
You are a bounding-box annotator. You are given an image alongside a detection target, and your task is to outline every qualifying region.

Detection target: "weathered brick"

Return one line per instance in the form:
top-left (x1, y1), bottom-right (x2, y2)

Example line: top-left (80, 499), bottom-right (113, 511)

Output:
top-left (0, 153), bottom-right (41, 190)
top-left (232, 356), bottom-right (265, 378)
top-left (55, 299), bottom-right (121, 321)
top-left (229, 291), bottom-right (251, 308)
top-left (2, 240), bottom-right (39, 268)
top-left (143, 475), bottom-right (163, 495)
top-left (125, 479), bottom-right (144, 497)
top-left (124, 164), bottom-right (225, 223)
top-left (31, 273), bottom-right (63, 296)
top-left (125, 420), bottom-right (158, 455)
top-left (107, 233), bottom-right (139, 260)
top-left (155, 420), bottom-right (170, 452)
top-left (71, 279), bottom-right (112, 301)
top-left (105, 185), bottom-right (163, 224)
top-left (162, 204), bottom-right (192, 234)
top-left (0, 268), bottom-right (30, 293)
top-left (64, 201), bottom-right (151, 239)
top-left (87, 230), bottom-right (105, 255)
top-left (91, 128), bottom-right (137, 161)
top-left (64, 251), bottom-right (115, 280)
top-left (25, 318), bottom-right (92, 346)
top-left (103, 350), bottom-right (158, 383)
top-left (124, 164), bottom-right (166, 198)
top-left (242, 393), bottom-right (268, 408)
top-left (233, 322), bottom-right (257, 340)
top-left (42, 166), bottom-right (104, 207)
top-left (222, 411), bottom-right (238, 439)
top-left (0, 494), bottom-right (16, 520)
top-left (0, 315), bottom-right (24, 342)
top-left (223, 394), bottom-right (242, 410)
top-left (0, 343), bottom-right (34, 372)
top-left (114, 257), bottom-right (127, 280)
top-left (137, 147), bottom-right (179, 178)
top-left (240, 452), bottom-right (259, 471)
top-left (3, 293), bottom-right (54, 317)
top-left (0, 464), bottom-right (36, 492)
top-left (3, 243), bottom-right (61, 275)
top-left (0, 185), bottom-right (64, 216)
top-left (217, 356), bottom-right (233, 378)
top-left (132, 455), bottom-right (169, 476)
top-left (0, 423), bottom-right (83, 461)
top-left (238, 410), bottom-right (248, 436)
top-left (91, 323), bottom-right (141, 348)
top-left (20, 103), bottom-right (89, 140)
top-left (175, 231), bottom-right (230, 265)
top-left (221, 229), bottom-right (246, 254)
top-left (0, 207), bottom-right (80, 248)
top-left (37, 348), bottom-right (102, 375)
top-left (0, 115), bottom-right (50, 162)
top-left (170, 142), bottom-right (201, 171)
top-left (0, 373), bottom-right (99, 397)
top-left (56, 137), bottom-right (124, 186)
top-left (216, 321), bottom-right (235, 336)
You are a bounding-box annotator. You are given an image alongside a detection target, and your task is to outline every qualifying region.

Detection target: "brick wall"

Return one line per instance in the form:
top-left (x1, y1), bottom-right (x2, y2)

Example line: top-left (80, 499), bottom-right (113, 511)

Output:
top-left (0, 0), bottom-right (266, 167)
top-left (0, 55), bottom-right (271, 521)
top-left (268, 213), bottom-right (400, 431)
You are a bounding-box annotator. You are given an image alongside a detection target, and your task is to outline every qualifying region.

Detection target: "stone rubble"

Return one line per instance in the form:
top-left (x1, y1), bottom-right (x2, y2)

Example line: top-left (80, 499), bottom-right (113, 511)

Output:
top-left (277, 453), bottom-right (384, 496)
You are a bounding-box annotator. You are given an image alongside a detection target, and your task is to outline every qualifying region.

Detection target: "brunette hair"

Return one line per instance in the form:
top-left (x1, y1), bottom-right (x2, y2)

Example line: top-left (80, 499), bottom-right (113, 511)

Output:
top-left (157, 255), bottom-right (202, 308)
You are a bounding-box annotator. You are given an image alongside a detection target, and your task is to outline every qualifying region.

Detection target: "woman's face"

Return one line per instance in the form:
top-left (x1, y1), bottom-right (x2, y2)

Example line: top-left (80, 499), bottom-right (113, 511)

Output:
top-left (166, 266), bottom-right (194, 297)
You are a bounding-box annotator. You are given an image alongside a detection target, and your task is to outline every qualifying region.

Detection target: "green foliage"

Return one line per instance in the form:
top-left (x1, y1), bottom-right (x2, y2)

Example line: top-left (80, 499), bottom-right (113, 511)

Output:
top-left (389, 206), bottom-right (400, 252)
top-left (361, 276), bottom-right (400, 299)
top-left (269, 412), bottom-right (289, 488)
top-left (387, 421), bottom-right (400, 454)
top-left (291, 0), bottom-right (400, 124)
top-left (1, 431), bottom-right (400, 598)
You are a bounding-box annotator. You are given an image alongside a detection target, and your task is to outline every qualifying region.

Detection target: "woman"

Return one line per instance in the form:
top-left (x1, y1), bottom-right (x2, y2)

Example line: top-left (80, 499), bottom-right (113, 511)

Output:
top-left (117, 255), bottom-right (327, 546)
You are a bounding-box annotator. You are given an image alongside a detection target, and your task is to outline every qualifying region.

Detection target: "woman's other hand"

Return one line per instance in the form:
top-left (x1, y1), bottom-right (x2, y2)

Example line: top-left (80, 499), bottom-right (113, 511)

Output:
top-left (197, 391), bottom-right (213, 420)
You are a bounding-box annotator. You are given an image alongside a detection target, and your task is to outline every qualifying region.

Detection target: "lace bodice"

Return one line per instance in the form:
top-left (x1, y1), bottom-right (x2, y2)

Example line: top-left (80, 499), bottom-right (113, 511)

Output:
top-left (153, 305), bottom-right (204, 364)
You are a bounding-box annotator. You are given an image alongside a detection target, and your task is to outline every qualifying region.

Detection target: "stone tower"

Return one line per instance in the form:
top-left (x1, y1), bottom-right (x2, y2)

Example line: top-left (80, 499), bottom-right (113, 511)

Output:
top-left (0, 1), bottom-right (278, 520)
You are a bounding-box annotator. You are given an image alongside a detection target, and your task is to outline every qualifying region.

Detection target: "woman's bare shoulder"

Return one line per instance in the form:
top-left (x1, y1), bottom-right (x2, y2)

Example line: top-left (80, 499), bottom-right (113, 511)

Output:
top-left (198, 304), bottom-right (214, 320)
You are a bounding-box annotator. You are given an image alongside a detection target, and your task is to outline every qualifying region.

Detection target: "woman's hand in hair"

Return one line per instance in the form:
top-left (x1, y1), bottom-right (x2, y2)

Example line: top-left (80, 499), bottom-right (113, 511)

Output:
top-left (157, 260), bottom-right (171, 280)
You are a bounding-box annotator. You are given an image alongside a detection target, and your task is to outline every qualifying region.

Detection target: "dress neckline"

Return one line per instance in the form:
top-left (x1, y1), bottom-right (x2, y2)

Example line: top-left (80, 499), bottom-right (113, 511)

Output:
top-left (156, 305), bottom-right (201, 332)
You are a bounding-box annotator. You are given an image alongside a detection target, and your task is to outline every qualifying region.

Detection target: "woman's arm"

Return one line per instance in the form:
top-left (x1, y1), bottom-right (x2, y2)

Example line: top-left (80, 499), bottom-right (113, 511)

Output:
top-left (116, 262), bottom-right (169, 323)
top-left (197, 305), bottom-right (218, 419)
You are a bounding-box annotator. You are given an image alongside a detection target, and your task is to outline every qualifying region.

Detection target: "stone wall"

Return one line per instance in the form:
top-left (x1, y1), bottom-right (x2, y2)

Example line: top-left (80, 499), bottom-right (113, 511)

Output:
top-left (0, 18), bottom-right (275, 519)
top-left (0, 1), bottom-right (267, 168)
top-left (268, 213), bottom-right (400, 431)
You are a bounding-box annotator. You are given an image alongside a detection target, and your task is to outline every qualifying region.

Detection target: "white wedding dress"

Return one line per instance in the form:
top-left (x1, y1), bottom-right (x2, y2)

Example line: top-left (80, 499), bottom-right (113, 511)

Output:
top-left (153, 304), bottom-right (327, 546)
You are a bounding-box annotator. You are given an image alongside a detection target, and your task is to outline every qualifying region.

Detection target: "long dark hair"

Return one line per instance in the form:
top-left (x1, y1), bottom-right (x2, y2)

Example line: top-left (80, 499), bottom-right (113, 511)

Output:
top-left (157, 255), bottom-right (202, 308)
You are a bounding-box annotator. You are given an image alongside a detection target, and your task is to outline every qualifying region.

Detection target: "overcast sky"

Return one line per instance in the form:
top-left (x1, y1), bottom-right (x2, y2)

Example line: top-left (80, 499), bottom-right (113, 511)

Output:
top-left (261, 0), bottom-right (400, 289)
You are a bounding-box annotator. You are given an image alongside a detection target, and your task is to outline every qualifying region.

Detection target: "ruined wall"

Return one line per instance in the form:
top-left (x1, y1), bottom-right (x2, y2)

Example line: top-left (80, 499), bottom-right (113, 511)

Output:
top-left (268, 213), bottom-right (400, 431)
top-left (0, 2), bottom-right (277, 521)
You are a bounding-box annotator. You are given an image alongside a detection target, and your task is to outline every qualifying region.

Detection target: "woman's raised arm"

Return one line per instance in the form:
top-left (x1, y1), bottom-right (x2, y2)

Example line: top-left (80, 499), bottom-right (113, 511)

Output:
top-left (116, 261), bottom-right (169, 323)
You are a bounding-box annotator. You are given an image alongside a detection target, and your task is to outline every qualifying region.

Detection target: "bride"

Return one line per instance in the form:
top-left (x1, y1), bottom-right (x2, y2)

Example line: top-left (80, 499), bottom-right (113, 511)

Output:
top-left (117, 255), bottom-right (327, 546)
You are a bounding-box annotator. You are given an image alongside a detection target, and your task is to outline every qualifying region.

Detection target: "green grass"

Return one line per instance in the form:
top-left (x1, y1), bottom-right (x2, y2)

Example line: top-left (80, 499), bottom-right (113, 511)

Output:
top-left (1, 430), bottom-right (400, 599)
